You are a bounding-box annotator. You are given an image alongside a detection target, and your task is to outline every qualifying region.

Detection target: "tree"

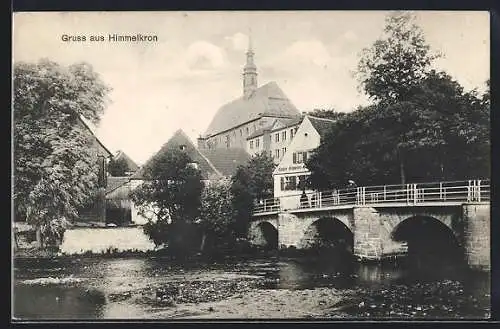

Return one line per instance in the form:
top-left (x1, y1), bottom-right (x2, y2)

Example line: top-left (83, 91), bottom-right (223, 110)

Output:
top-left (230, 151), bottom-right (275, 237)
top-left (355, 12), bottom-right (439, 104)
top-left (108, 157), bottom-right (129, 176)
top-left (198, 178), bottom-right (236, 252)
top-left (307, 72), bottom-right (490, 189)
top-left (307, 109), bottom-right (346, 121)
top-left (13, 59), bottom-right (111, 247)
top-left (131, 149), bottom-right (204, 252)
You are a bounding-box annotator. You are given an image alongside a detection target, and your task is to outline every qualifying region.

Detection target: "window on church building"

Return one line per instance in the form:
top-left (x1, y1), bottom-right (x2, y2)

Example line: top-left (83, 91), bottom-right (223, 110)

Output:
top-left (250, 141), bottom-right (254, 149)
top-left (256, 138), bottom-right (260, 148)
top-left (282, 131), bottom-right (286, 141)
top-left (246, 127), bottom-right (249, 135)
top-left (275, 133), bottom-right (279, 143)
top-left (290, 128), bottom-right (295, 139)
top-left (275, 149), bottom-right (280, 159)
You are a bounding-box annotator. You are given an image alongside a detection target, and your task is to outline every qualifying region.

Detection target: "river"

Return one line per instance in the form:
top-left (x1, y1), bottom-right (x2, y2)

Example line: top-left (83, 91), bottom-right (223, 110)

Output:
top-left (13, 254), bottom-right (490, 320)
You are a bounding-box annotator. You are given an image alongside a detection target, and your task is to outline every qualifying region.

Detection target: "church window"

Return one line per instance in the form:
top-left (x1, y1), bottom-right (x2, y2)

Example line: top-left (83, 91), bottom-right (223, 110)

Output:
top-left (256, 138), bottom-right (260, 148)
top-left (250, 141), bottom-right (254, 149)
top-left (246, 127), bottom-right (249, 135)
top-left (275, 133), bottom-right (279, 143)
top-left (282, 131), bottom-right (286, 141)
top-left (290, 128), bottom-right (295, 139)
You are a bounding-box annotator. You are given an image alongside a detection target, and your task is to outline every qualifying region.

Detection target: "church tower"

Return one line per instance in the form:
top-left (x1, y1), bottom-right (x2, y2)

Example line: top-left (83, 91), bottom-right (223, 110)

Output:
top-left (243, 33), bottom-right (258, 98)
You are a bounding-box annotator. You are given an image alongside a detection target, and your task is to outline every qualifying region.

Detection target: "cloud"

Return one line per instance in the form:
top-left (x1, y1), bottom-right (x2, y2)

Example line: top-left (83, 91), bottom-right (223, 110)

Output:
top-left (281, 39), bottom-right (332, 67)
top-left (343, 30), bottom-right (358, 42)
top-left (186, 40), bottom-right (227, 70)
top-left (225, 32), bottom-right (249, 51)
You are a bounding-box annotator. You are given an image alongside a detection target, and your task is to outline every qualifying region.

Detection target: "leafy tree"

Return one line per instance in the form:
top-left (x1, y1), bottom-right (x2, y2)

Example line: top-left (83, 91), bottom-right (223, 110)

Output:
top-left (131, 149), bottom-right (204, 252)
top-left (197, 178), bottom-right (236, 252)
top-left (108, 157), bottom-right (129, 176)
top-left (13, 59), bottom-right (111, 247)
top-left (307, 109), bottom-right (346, 121)
top-left (230, 151), bottom-right (275, 237)
top-left (307, 72), bottom-right (490, 188)
top-left (355, 12), bottom-right (440, 104)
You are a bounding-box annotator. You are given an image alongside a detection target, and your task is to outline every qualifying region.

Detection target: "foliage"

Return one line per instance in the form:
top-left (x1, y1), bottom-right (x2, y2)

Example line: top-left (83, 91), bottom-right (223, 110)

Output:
top-left (307, 71), bottom-right (490, 189)
top-left (198, 178), bottom-right (236, 249)
top-left (108, 157), bottom-right (129, 176)
top-left (307, 109), bottom-right (346, 121)
top-left (131, 149), bottom-right (204, 249)
top-left (230, 151), bottom-right (276, 236)
top-left (13, 59), bottom-right (111, 246)
top-left (355, 12), bottom-right (440, 104)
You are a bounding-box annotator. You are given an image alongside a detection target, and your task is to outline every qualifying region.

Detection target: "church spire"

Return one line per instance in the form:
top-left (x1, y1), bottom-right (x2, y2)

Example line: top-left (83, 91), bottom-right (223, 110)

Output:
top-left (243, 29), bottom-right (258, 98)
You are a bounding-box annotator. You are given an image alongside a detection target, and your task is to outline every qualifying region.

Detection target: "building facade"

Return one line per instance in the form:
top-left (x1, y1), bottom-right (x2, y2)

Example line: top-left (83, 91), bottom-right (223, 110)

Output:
top-left (272, 116), bottom-right (335, 209)
top-left (197, 39), bottom-right (301, 153)
top-left (247, 116), bottom-right (303, 164)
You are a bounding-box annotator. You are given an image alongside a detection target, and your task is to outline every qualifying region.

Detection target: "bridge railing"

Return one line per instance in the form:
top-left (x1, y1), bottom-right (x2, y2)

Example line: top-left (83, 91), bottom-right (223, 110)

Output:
top-left (253, 179), bottom-right (490, 214)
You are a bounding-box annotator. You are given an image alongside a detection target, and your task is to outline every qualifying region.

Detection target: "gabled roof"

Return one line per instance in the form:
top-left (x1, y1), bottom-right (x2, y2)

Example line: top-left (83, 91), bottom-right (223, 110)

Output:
top-left (131, 129), bottom-right (222, 180)
top-left (247, 115), bottom-right (304, 140)
top-left (77, 115), bottom-right (113, 158)
top-left (114, 150), bottom-right (139, 172)
top-left (308, 116), bottom-right (336, 138)
top-left (204, 81), bottom-right (301, 137)
top-left (200, 148), bottom-right (250, 177)
top-left (106, 176), bottom-right (131, 194)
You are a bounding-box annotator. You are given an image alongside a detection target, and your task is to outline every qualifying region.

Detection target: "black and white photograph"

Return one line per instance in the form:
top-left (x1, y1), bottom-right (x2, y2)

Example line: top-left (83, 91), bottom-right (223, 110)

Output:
top-left (12, 10), bottom-right (491, 320)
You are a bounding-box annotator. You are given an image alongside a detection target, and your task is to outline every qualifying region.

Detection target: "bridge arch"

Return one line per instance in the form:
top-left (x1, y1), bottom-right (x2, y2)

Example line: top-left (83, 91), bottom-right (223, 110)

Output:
top-left (248, 221), bottom-right (278, 250)
top-left (391, 215), bottom-right (464, 265)
top-left (297, 216), bottom-right (354, 253)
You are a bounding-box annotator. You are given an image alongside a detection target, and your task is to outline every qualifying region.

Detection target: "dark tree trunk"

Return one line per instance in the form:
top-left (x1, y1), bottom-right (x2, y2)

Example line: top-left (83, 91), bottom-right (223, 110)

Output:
top-left (399, 157), bottom-right (406, 185)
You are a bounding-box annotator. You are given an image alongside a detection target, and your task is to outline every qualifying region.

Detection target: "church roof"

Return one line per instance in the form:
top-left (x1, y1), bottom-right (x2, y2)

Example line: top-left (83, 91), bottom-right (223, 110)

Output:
top-left (247, 116), bottom-right (304, 140)
top-left (308, 116), bottom-right (336, 138)
top-left (200, 148), bottom-right (250, 177)
top-left (204, 81), bottom-right (300, 137)
top-left (114, 150), bottom-right (139, 172)
top-left (131, 129), bottom-right (222, 180)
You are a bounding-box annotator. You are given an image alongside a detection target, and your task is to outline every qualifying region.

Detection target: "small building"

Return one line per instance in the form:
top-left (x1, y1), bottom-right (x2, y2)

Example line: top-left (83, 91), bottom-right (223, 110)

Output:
top-left (247, 116), bottom-right (303, 164)
top-left (115, 129), bottom-right (250, 225)
top-left (112, 150), bottom-right (140, 176)
top-left (76, 115), bottom-right (114, 224)
top-left (272, 115), bottom-right (336, 209)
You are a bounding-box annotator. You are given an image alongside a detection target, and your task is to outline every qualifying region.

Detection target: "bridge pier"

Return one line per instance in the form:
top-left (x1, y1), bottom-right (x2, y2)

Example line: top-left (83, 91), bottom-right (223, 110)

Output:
top-left (352, 207), bottom-right (408, 261)
top-left (462, 203), bottom-right (490, 271)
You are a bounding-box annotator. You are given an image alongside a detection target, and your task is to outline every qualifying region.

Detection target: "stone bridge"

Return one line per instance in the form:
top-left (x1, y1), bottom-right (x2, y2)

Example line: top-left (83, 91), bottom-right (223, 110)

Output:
top-left (249, 180), bottom-right (490, 270)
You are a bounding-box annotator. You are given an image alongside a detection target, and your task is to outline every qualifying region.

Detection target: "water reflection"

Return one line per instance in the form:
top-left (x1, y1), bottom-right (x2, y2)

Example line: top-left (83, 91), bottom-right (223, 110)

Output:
top-left (14, 284), bottom-right (105, 319)
top-left (13, 254), bottom-right (490, 320)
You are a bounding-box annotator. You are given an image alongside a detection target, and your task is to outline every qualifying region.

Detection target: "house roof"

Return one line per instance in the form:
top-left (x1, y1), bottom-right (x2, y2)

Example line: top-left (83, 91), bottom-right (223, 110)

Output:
top-left (114, 151), bottom-right (139, 172)
top-left (131, 129), bottom-right (222, 180)
top-left (200, 148), bottom-right (250, 177)
top-left (203, 81), bottom-right (301, 137)
top-left (77, 115), bottom-right (113, 158)
top-left (106, 176), bottom-right (131, 194)
top-left (247, 115), bottom-right (304, 140)
top-left (308, 115), bottom-right (336, 138)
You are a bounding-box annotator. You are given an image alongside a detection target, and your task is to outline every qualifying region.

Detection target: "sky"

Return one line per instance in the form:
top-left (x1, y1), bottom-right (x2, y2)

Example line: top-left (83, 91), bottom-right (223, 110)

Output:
top-left (13, 11), bottom-right (490, 165)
